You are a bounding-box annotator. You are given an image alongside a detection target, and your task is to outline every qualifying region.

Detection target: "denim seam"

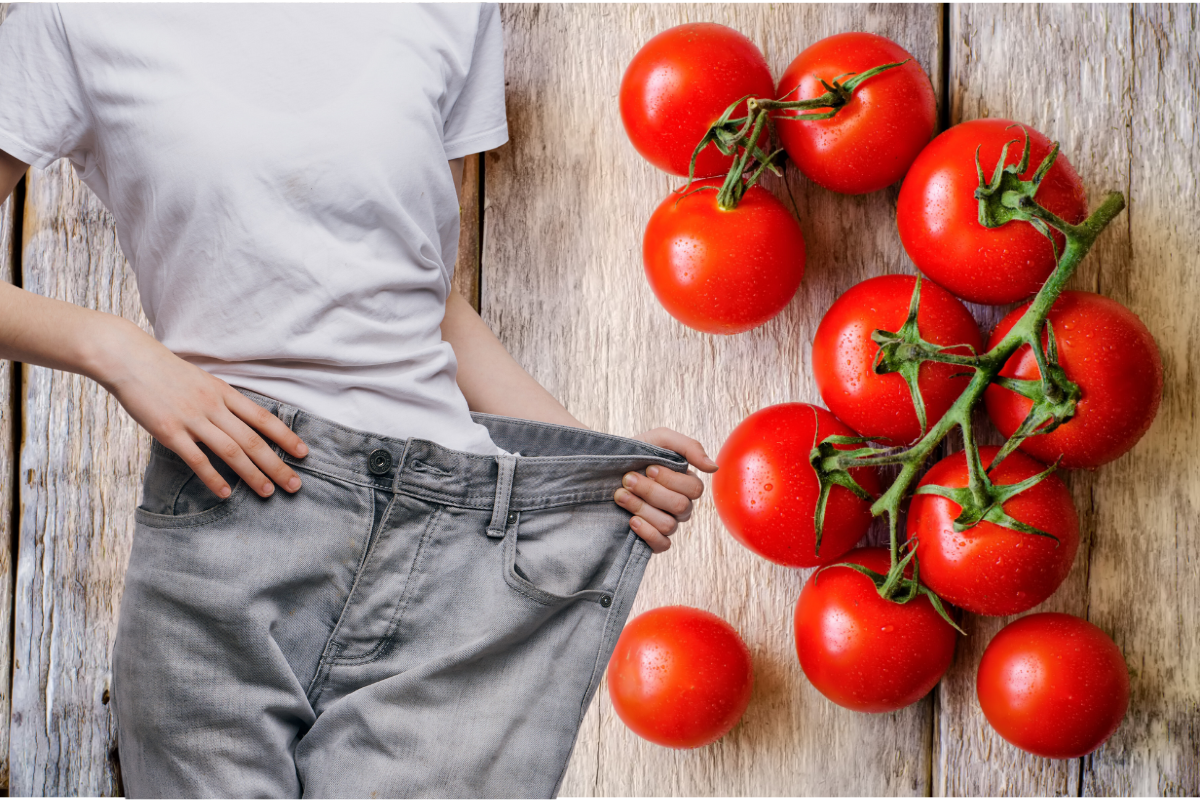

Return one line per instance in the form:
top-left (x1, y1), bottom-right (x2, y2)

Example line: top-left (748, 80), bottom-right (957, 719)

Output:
top-left (306, 483), bottom-right (398, 704)
top-left (134, 478), bottom-right (254, 529)
top-left (554, 542), bottom-right (651, 796)
top-left (469, 411), bottom-right (687, 461)
top-left (580, 537), bottom-right (643, 710)
top-left (501, 519), bottom-right (618, 607)
top-left (331, 505), bottom-right (444, 666)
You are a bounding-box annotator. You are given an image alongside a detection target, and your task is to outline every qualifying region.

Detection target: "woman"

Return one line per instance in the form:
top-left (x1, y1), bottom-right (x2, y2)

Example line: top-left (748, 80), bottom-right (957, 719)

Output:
top-left (0, 5), bottom-right (714, 797)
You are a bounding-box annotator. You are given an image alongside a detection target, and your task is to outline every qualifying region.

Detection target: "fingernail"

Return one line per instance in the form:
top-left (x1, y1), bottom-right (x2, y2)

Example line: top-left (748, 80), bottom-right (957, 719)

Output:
top-left (296, 442), bottom-right (309, 456)
top-left (647, 465), bottom-right (660, 478)
top-left (704, 457), bottom-right (719, 469)
top-left (624, 473), bottom-right (638, 488)
top-left (220, 485), bottom-right (231, 498)
top-left (288, 477), bottom-right (301, 491)
top-left (616, 489), bottom-right (630, 503)
top-left (262, 483), bottom-right (274, 496)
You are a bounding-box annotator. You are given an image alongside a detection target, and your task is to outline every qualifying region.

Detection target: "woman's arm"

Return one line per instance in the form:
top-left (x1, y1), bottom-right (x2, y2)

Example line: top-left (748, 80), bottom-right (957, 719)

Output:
top-left (443, 289), bottom-right (586, 428)
top-left (444, 157), bottom-right (716, 553)
top-left (0, 147), bottom-right (308, 504)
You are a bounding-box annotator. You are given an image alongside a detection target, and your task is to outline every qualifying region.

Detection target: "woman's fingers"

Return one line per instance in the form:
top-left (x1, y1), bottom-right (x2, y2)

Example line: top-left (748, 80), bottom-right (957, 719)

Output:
top-left (216, 390), bottom-right (308, 494)
top-left (224, 387), bottom-right (309, 460)
top-left (614, 486), bottom-right (678, 534)
top-left (645, 465), bottom-right (704, 501)
top-left (619, 470), bottom-right (693, 521)
top-left (630, 515), bottom-right (672, 554)
top-left (615, 487), bottom-right (675, 553)
top-left (170, 436), bottom-right (241, 500)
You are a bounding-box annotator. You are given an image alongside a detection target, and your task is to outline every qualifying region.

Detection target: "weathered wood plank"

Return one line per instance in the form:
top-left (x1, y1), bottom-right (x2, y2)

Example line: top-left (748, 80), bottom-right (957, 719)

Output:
top-left (453, 152), bottom-right (483, 311)
top-left (0, 130), bottom-right (17, 797)
top-left (10, 161), bottom-right (147, 796)
top-left (0, 10), bottom-right (18, 795)
top-left (938, 5), bottom-right (1136, 795)
top-left (486, 5), bottom-right (942, 795)
top-left (1083, 5), bottom-right (1200, 795)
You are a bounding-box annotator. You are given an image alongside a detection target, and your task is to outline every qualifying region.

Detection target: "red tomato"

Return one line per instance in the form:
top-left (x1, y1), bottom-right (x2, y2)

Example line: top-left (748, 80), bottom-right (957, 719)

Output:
top-left (714, 403), bottom-right (881, 568)
top-left (897, 118), bottom-right (1088, 305)
top-left (812, 274), bottom-right (983, 445)
top-left (977, 613), bottom-right (1129, 759)
top-left (794, 547), bottom-right (958, 712)
top-left (607, 606), bottom-right (754, 749)
top-left (908, 446), bottom-right (1080, 616)
top-left (985, 291), bottom-right (1163, 469)
top-left (620, 23), bottom-right (775, 178)
top-left (774, 32), bottom-right (936, 195)
top-left (642, 179), bottom-right (806, 335)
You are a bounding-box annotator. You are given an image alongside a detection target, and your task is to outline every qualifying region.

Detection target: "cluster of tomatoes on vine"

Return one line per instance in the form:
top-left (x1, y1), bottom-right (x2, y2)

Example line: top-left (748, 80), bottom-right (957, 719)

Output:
top-left (604, 22), bottom-right (1163, 763)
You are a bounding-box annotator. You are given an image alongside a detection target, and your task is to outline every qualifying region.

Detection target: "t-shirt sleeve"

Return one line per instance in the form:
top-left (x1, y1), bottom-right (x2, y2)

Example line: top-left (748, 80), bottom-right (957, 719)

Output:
top-left (441, 3), bottom-right (508, 160)
top-left (0, 4), bottom-right (91, 170)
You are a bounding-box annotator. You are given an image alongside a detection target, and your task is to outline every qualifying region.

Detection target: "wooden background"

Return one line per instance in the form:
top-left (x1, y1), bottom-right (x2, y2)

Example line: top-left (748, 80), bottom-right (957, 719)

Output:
top-left (0, 3), bottom-right (1196, 796)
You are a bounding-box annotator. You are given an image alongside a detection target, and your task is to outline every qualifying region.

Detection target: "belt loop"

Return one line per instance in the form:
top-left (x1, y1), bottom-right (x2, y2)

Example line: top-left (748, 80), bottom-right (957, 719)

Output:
top-left (276, 402), bottom-right (299, 431)
top-left (486, 453), bottom-right (518, 539)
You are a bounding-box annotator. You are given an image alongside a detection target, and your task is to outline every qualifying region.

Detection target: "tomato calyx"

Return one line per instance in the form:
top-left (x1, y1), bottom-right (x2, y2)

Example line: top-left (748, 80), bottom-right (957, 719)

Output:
top-left (989, 321), bottom-right (1082, 466)
top-left (807, 415), bottom-right (876, 554)
top-left (914, 444), bottom-right (1063, 541)
top-left (683, 60), bottom-right (908, 210)
top-left (821, 543), bottom-right (965, 633)
top-left (870, 275), bottom-right (982, 437)
top-left (974, 125), bottom-right (1075, 251)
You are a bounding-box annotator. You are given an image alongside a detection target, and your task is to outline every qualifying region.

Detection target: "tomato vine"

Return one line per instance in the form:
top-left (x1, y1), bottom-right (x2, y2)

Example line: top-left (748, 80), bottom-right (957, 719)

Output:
top-left (694, 87), bottom-right (1127, 631)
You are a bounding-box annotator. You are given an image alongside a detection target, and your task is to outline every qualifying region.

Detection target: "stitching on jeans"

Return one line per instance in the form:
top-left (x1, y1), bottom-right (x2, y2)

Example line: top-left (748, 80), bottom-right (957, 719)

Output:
top-left (469, 411), bottom-right (686, 461)
top-left (553, 541), bottom-right (650, 796)
top-left (332, 505), bottom-right (444, 666)
top-left (306, 485), bottom-right (396, 702)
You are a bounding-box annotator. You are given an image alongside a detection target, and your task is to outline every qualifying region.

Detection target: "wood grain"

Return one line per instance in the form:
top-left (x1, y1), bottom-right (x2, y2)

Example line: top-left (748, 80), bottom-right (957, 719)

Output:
top-left (0, 3), bottom-right (12, 788)
top-left (1083, 5), bottom-right (1200, 795)
top-left (485, 5), bottom-right (942, 795)
top-left (453, 152), bottom-right (483, 311)
top-left (1, 3), bottom-right (1197, 795)
top-left (937, 5), bottom-right (1135, 795)
top-left (0, 154), bottom-right (16, 796)
top-left (10, 161), bottom-right (147, 796)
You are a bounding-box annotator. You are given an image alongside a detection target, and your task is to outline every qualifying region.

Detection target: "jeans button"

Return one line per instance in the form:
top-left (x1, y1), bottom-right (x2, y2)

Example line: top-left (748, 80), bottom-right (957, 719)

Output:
top-left (599, 595), bottom-right (612, 608)
top-left (507, 511), bottom-right (518, 525)
top-left (368, 449), bottom-right (392, 475)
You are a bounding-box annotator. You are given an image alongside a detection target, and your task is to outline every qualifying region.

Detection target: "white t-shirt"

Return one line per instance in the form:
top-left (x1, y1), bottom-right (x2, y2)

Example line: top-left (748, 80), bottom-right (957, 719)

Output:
top-left (0, 4), bottom-right (510, 455)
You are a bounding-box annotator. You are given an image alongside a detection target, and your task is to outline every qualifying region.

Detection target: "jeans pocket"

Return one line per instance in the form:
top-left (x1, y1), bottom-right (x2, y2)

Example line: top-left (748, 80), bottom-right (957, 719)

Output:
top-left (135, 439), bottom-right (252, 529)
top-left (501, 503), bottom-right (640, 607)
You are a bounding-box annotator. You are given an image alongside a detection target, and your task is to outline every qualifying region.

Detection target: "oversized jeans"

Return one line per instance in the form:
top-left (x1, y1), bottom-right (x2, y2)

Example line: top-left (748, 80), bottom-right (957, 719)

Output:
top-left (112, 386), bottom-right (687, 798)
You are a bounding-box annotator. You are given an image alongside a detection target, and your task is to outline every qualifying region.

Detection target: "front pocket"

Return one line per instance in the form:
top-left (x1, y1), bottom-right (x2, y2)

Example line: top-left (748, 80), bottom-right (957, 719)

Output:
top-left (135, 440), bottom-right (253, 529)
top-left (501, 503), bottom-right (639, 606)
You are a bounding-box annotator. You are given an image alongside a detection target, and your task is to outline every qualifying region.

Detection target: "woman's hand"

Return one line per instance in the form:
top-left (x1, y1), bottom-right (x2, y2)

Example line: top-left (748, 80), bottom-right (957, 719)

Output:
top-left (616, 428), bottom-right (718, 553)
top-left (91, 317), bottom-right (310, 500)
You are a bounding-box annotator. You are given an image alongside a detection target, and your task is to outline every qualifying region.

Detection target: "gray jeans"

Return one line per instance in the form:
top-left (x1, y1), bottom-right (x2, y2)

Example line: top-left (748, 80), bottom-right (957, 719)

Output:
top-left (112, 386), bottom-right (686, 798)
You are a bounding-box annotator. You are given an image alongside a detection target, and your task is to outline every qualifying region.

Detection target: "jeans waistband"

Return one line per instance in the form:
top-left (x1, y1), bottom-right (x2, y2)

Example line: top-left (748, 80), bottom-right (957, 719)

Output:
top-left (184, 386), bottom-right (691, 513)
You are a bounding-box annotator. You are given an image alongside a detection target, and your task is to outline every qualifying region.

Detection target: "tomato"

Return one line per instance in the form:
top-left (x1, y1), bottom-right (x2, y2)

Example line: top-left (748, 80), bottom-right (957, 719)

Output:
top-left (812, 274), bottom-right (983, 445)
top-left (908, 446), bottom-right (1079, 616)
top-left (607, 606), bottom-right (754, 749)
top-left (774, 32), bottom-right (936, 195)
top-left (794, 547), bottom-right (958, 712)
top-left (977, 613), bottom-right (1129, 759)
top-left (985, 291), bottom-right (1163, 469)
top-left (897, 118), bottom-right (1088, 305)
top-left (714, 403), bottom-right (881, 568)
top-left (619, 23), bottom-right (775, 178)
top-left (642, 178), bottom-right (805, 335)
